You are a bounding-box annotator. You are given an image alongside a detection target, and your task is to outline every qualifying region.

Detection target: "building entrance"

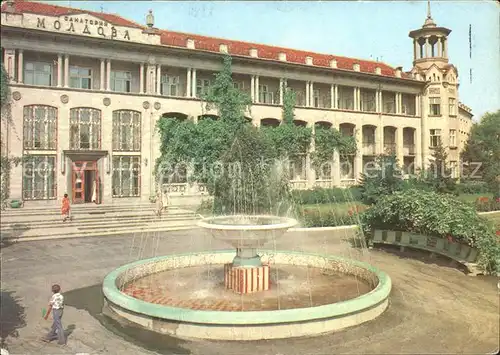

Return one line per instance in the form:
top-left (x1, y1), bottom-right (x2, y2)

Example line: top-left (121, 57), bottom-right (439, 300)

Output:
top-left (72, 161), bottom-right (100, 204)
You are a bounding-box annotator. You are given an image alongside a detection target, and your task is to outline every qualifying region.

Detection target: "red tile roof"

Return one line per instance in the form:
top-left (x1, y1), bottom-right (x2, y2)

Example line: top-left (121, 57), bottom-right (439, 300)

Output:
top-left (3, 0), bottom-right (411, 79)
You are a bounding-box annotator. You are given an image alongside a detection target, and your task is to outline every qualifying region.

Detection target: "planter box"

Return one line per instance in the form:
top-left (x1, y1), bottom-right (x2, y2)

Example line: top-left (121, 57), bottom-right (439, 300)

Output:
top-left (372, 230), bottom-right (480, 271)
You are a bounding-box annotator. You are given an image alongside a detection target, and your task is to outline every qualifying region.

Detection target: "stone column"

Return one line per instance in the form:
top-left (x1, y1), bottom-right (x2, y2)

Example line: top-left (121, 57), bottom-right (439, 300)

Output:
top-left (191, 68), bottom-right (197, 97)
top-left (106, 59), bottom-right (111, 91)
top-left (156, 64), bottom-right (161, 95)
top-left (377, 125), bottom-right (384, 155)
top-left (425, 37), bottom-right (429, 58)
top-left (353, 87), bottom-right (357, 110)
top-left (305, 81), bottom-right (310, 107)
top-left (415, 126), bottom-right (422, 171)
top-left (330, 84), bottom-right (334, 109)
top-left (57, 105), bottom-right (70, 201)
top-left (415, 94), bottom-right (420, 116)
top-left (306, 123), bottom-right (316, 188)
top-left (334, 84), bottom-right (338, 109)
top-left (355, 126), bottom-right (363, 182)
top-left (443, 38), bottom-right (448, 57)
top-left (254, 76), bottom-right (260, 103)
top-left (396, 127), bottom-right (404, 164)
top-left (397, 93), bottom-right (402, 114)
top-left (3, 49), bottom-right (16, 83)
top-left (186, 68), bottom-right (192, 98)
top-left (57, 54), bottom-right (63, 87)
top-left (375, 90), bottom-right (380, 112)
top-left (414, 39), bottom-right (418, 60)
top-left (100, 59), bottom-right (106, 90)
top-left (279, 78), bottom-right (284, 105)
top-left (139, 63), bottom-right (144, 94)
top-left (101, 103), bottom-right (113, 203)
top-left (250, 75), bottom-right (255, 102)
top-left (310, 81), bottom-right (314, 107)
top-left (63, 54), bottom-right (69, 88)
top-left (17, 50), bottom-right (23, 84)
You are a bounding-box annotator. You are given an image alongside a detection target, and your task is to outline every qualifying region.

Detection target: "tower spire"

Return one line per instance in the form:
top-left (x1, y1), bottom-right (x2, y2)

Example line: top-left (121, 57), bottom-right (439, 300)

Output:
top-left (423, 0), bottom-right (436, 28)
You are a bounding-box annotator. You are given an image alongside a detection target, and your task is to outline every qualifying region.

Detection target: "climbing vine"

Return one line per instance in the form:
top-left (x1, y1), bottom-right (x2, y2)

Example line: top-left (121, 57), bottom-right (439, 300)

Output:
top-left (0, 58), bottom-right (21, 210)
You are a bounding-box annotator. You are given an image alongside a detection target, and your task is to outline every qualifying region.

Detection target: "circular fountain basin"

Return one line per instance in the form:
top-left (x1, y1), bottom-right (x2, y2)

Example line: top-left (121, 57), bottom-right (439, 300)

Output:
top-left (103, 250), bottom-right (392, 341)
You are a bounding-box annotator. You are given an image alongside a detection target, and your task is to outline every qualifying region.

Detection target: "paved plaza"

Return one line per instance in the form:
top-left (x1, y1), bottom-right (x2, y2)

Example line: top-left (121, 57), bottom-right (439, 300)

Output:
top-left (1, 229), bottom-right (498, 354)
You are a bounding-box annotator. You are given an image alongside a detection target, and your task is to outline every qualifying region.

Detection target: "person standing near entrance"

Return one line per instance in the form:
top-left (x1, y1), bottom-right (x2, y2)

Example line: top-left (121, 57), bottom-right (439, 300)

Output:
top-left (61, 194), bottom-right (71, 222)
top-left (42, 284), bottom-right (66, 345)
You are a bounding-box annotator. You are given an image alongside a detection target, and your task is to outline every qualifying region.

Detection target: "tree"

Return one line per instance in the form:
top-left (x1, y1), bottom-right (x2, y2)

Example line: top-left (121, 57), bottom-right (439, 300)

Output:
top-left (155, 55), bottom-right (291, 215)
top-left (424, 140), bottom-right (457, 194)
top-left (462, 110), bottom-right (500, 199)
top-left (359, 153), bottom-right (404, 205)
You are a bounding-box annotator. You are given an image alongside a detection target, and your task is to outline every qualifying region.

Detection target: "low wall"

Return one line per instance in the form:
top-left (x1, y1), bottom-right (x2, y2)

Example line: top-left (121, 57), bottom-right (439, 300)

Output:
top-left (371, 229), bottom-right (481, 275)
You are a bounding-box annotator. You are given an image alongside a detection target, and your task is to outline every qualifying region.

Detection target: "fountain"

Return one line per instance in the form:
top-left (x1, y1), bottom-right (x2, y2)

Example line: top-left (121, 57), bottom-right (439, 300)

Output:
top-left (102, 120), bottom-right (391, 341)
top-left (197, 214), bottom-right (297, 293)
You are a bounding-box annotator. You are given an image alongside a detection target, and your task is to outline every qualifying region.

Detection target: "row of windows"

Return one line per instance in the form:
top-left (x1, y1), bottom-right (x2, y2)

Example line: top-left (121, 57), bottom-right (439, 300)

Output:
top-left (429, 97), bottom-right (456, 116)
top-left (23, 106), bottom-right (141, 151)
top-left (429, 129), bottom-right (458, 148)
top-left (22, 61), bottom-right (418, 113)
top-left (22, 155), bottom-right (141, 200)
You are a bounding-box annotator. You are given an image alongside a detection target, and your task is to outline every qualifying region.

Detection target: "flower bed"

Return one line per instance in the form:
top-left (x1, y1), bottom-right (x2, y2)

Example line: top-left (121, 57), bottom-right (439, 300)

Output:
top-left (475, 197), bottom-right (500, 212)
top-left (298, 208), bottom-right (358, 227)
top-left (361, 189), bottom-right (500, 274)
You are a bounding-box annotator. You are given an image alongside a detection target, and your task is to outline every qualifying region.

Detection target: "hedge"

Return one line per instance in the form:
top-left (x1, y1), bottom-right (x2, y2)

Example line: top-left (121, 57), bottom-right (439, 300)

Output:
top-left (291, 186), bottom-right (362, 205)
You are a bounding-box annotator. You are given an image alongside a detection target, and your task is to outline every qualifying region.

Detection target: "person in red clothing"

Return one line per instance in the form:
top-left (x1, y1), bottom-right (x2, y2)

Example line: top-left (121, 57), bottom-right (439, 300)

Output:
top-left (61, 194), bottom-right (71, 222)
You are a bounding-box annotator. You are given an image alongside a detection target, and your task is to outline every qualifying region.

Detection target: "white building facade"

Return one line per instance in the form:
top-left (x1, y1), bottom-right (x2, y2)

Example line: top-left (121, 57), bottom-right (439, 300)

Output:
top-left (0, 1), bottom-right (473, 206)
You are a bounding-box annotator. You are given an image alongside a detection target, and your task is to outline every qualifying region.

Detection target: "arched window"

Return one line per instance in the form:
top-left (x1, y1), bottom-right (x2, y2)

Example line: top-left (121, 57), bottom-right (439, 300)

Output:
top-left (23, 105), bottom-right (57, 150)
top-left (112, 110), bottom-right (141, 151)
top-left (69, 108), bottom-right (101, 150)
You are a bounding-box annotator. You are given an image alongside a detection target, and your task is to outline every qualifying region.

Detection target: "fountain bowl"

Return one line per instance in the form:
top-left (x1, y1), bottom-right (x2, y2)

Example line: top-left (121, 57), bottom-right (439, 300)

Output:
top-left (197, 215), bottom-right (298, 249)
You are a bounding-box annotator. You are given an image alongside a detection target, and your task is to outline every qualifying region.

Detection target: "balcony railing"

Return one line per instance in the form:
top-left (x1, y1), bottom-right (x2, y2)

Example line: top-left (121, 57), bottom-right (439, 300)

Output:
top-left (362, 142), bottom-right (376, 155)
top-left (403, 144), bottom-right (416, 156)
top-left (383, 143), bottom-right (397, 154)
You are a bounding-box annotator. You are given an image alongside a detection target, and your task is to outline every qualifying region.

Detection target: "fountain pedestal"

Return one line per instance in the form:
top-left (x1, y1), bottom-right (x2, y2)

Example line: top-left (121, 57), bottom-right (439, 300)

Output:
top-left (224, 263), bottom-right (270, 294)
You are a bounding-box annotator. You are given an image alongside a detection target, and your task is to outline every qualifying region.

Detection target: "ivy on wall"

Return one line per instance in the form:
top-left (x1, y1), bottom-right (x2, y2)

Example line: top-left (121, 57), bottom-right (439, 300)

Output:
top-left (155, 55), bottom-right (360, 211)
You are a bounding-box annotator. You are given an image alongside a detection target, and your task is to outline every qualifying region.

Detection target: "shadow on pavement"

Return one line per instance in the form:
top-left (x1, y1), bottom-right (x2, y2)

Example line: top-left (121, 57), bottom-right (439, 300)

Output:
top-left (0, 290), bottom-right (27, 348)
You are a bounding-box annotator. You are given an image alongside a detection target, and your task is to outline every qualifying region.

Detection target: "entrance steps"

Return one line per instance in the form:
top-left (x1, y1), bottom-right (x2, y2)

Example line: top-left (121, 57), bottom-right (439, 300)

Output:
top-left (0, 203), bottom-right (202, 242)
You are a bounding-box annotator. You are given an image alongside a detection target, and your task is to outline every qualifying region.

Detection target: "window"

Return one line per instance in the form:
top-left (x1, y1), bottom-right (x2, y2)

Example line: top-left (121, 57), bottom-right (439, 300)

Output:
top-left (69, 108), bottom-right (101, 150)
top-left (430, 129), bottom-right (441, 148)
top-left (449, 129), bottom-right (456, 147)
top-left (233, 81), bottom-right (245, 90)
top-left (313, 89), bottom-right (321, 108)
top-left (360, 90), bottom-right (376, 112)
top-left (69, 66), bottom-right (92, 89)
top-left (110, 71), bottom-right (131, 92)
top-left (429, 97), bottom-right (441, 116)
top-left (337, 86), bottom-right (354, 110)
top-left (289, 155), bottom-right (306, 180)
top-left (382, 92), bottom-right (396, 113)
top-left (22, 155), bottom-right (56, 200)
top-left (448, 98), bottom-right (456, 116)
top-left (259, 85), bottom-right (274, 104)
top-left (161, 75), bottom-right (180, 96)
top-left (24, 61), bottom-right (52, 86)
top-left (112, 156), bottom-right (140, 197)
top-left (196, 79), bottom-right (211, 97)
top-left (112, 110), bottom-right (141, 151)
top-left (23, 105), bottom-right (57, 150)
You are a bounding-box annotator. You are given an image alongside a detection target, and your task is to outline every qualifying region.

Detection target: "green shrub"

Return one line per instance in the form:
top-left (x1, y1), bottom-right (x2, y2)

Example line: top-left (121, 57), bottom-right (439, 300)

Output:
top-left (361, 189), bottom-right (500, 274)
top-left (457, 181), bottom-right (490, 194)
top-left (291, 186), bottom-right (362, 205)
top-left (299, 208), bottom-right (358, 227)
top-left (359, 154), bottom-right (405, 205)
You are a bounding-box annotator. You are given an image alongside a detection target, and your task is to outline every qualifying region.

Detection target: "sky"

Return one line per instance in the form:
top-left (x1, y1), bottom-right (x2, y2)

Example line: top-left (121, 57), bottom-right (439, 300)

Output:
top-left (43, 0), bottom-right (499, 120)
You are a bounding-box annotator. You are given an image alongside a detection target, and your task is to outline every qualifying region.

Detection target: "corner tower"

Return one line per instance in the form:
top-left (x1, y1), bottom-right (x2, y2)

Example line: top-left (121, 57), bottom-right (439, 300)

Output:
top-left (408, 0), bottom-right (451, 71)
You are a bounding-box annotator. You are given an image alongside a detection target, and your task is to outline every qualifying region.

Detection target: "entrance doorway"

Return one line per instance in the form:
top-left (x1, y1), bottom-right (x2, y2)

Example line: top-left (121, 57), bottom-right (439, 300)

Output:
top-left (72, 161), bottom-right (100, 204)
